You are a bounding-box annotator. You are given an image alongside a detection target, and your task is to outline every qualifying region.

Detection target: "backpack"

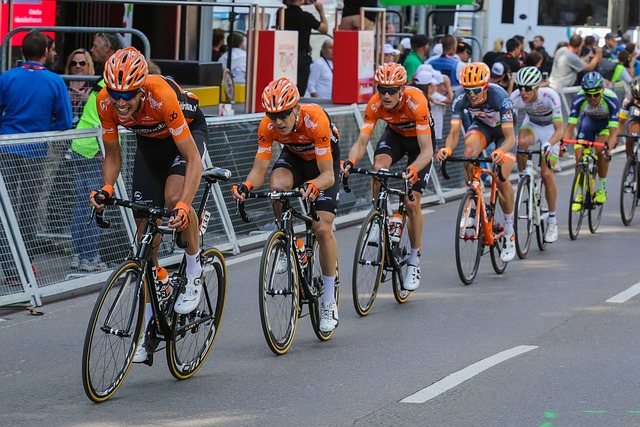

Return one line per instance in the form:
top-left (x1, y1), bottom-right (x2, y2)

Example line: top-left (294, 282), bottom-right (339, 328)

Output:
top-left (596, 59), bottom-right (617, 80)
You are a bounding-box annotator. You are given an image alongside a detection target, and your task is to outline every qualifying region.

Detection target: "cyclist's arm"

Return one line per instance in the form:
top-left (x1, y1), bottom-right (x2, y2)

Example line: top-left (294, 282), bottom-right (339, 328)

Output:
top-left (499, 122), bottom-right (516, 154)
top-left (174, 135), bottom-right (203, 207)
top-left (411, 133), bottom-right (434, 172)
top-left (549, 119), bottom-right (564, 146)
top-left (346, 131), bottom-right (372, 167)
top-left (101, 136), bottom-right (122, 189)
top-left (244, 157), bottom-right (271, 190)
top-left (439, 119), bottom-right (462, 159)
top-left (313, 157), bottom-right (335, 190)
top-left (563, 123), bottom-right (577, 141)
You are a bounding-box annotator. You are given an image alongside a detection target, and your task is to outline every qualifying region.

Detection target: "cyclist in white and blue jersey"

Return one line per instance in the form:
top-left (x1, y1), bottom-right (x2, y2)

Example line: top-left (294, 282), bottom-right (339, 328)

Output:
top-left (618, 77), bottom-right (640, 158)
top-left (563, 71), bottom-right (620, 206)
top-left (510, 66), bottom-right (564, 243)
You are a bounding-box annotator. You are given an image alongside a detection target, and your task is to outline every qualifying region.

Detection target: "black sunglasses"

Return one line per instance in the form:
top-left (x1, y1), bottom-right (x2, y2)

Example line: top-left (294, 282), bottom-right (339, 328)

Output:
top-left (71, 60), bottom-right (87, 67)
top-left (266, 109), bottom-right (293, 121)
top-left (585, 91), bottom-right (602, 98)
top-left (107, 88), bottom-right (140, 101)
top-left (377, 85), bottom-right (401, 96)
top-left (518, 86), bottom-right (534, 92)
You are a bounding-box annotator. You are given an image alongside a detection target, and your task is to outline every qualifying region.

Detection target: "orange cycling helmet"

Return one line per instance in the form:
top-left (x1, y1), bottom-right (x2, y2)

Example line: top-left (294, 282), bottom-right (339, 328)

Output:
top-left (261, 78), bottom-right (300, 113)
top-left (374, 62), bottom-right (407, 86)
top-left (460, 62), bottom-right (490, 88)
top-left (104, 47), bottom-right (148, 92)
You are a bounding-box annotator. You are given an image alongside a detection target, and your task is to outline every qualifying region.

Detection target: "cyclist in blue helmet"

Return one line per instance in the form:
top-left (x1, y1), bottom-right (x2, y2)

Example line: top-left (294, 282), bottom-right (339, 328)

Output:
top-left (563, 71), bottom-right (620, 207)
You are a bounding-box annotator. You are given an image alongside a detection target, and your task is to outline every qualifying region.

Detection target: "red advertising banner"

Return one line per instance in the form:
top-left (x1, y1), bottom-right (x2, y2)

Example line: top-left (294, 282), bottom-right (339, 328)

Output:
top-left (1, 0), bottom-right (57, 46)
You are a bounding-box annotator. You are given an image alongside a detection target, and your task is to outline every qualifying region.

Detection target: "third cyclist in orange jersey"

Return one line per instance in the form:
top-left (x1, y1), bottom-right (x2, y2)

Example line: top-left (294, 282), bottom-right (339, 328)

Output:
top-left (342, 63), bottom-right (435, 291)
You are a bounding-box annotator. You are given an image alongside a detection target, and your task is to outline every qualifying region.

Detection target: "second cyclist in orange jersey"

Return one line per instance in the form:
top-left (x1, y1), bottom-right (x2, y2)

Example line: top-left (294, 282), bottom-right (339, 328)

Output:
top-left (342, 62), bottom-right (436, 292)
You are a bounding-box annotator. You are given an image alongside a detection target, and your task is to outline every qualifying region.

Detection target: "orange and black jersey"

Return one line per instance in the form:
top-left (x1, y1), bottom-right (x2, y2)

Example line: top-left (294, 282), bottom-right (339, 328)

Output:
top-left (256, 104), bottom-right (339, 162)
top-left (97, 74), bottom-right (200, 143)
top-left (361, 86), bottom-right (433, 138)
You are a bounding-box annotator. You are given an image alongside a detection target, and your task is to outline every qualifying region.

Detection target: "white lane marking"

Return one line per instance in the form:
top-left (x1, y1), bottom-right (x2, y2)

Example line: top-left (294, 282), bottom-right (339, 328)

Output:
top-left (606, 282), bottom-right (640, 303)
top-left (400, 345), bottom-right (538, 404)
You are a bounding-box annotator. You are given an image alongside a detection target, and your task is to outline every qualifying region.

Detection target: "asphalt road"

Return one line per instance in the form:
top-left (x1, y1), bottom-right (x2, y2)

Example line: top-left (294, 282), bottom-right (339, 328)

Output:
top-left (2, 153), bottom-right (640, 427)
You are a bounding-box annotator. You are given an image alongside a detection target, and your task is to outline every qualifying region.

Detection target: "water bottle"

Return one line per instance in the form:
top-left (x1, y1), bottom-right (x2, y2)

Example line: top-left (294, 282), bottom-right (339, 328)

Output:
top-left (389, 213), bottom-right (403, 243)
top-left (155, 267), bottom-right (172, 303)
top-left (295, 238), bottom-right (307, 268)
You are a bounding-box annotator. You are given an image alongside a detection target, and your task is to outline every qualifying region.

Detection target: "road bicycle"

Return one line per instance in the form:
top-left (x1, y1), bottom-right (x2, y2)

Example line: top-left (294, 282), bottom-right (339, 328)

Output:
top-left (237, 190), bottom-right (339, 355)
top-left (441, 156), bottom-right (508, 285)
top-left (82, 167), bottom-right (230, 403)
top-left (514, 149), bottom-right (549, 259)
top-left (563, 139), bottom-right (608, 240)
top-left (618, 132), bottom-right (640, 225)
top-left (342, 167), bottom-right (414, 316)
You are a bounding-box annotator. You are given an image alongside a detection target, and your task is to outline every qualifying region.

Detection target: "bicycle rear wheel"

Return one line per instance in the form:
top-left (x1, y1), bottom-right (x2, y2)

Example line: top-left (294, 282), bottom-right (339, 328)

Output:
top-left (619, 156), bottom-right (638, 226)
top-left (82, 261), bottom-right (146, 403)
top-left (568, 169), bottom-right (586, 240)
top-left (588, 168), bottom-right (603, 233)
top-left (352, 209), bottom-right (385, 316)
top-left (455, 192), bottom-right (483, 285)
top-left (309, 239), bottom-right (340, 341)
top-left (167, 248), bottom-right (227, 379)
top-left (535, 178), bottom-right (549, 251)
top-left (490, 197), bottom-right (508, 274)
top-left (514, 175), bottom-right (533, 259)
top-left (259, 231), bottom-right (299, 355)
top-left (391, 211), bottom-right (411, 303)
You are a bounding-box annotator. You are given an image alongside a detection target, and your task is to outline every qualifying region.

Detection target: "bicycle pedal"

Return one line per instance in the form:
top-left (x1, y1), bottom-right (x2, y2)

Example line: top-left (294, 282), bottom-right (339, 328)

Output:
top-left (142, 353), bottom-right (154, 367)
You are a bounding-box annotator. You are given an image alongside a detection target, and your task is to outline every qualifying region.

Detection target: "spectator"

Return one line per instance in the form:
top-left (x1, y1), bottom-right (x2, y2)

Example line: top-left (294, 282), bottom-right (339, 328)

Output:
top-left (65, 48), bottom-right (94, 128)
top-left (403, 34), bottom-right (430, 81)
top-left (211, 28), bottom-right (225, 61)
top-left (490, 61), bottom-right (514, 94)
top-left (383, 43), bottom-right (400, 63)
top-left (397, 37), bottom-right (412, 64)
top-left (429, 34), bottom-right (461, 87)
top-left (339, 0), bottom-right (377, 30)
top-left (307, 38), bottom-right (333, 99)
top-left (531, 34), bottom-right (552, 74)
top-left (603, 32), bottom-right (619, 59)
top-left (90, 32), bottom-right (123, 76)
top-left (282, 0), bottom-right (328, 96)
top-left (44, 35), bottom-right (59, 72)
top-left (0, 30), bottom-right (72, 286)
top-left (455, 41), bottom-right (472, 64)
top-left (524, 50), bottom-right (543, 68)
top-left (415, 68), bottom-right (451, 143)
top-left (514, 34), bottom-right (528, 65)
top-left (548, 34), bottom-right (601, 91)
top-left (482, 37), bottom-right (504, 69)
top-left (496, 37), bottom-right (522, 73)
top-left (424, 41), bottom-right (443, 64)
top-left (217, 32), bottom-right (247, 84)
top-left (609, 50), bottom-right (633, 84)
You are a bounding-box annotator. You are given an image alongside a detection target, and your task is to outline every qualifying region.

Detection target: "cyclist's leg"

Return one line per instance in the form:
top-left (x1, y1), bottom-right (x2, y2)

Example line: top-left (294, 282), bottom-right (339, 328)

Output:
top-left (372, 126), bottom-right (402, 198)
top-left (269, 151), bottom-right (297, 220)
top-left (627, 119), bottom-right (640, 157)
top-left (595, 129), bottom-right (611, 200)
top-left (462, 124), bottom-right (486, 180)
top-left (516, 125), bottom-right (535, 172)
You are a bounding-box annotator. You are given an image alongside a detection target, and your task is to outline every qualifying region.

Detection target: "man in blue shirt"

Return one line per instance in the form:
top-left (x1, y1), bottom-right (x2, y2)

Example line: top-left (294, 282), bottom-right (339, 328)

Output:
top-left (0, 29), bottom-right (72, 286)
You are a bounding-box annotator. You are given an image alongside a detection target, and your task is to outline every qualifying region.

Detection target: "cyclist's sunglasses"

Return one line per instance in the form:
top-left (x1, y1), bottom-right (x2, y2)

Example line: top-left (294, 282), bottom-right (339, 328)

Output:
top-left (107, 88), bottom-right (140, 101)
top-left (266, 109), bottom-right (293, 121)
top-left (518, 85), bottom-right (535, 92)
top-left (464, 86), bottom-right (484, 95)
top-left (585, 91), bottom-right (602, 98)
top-left (377, 85), bottom-right (401, 96)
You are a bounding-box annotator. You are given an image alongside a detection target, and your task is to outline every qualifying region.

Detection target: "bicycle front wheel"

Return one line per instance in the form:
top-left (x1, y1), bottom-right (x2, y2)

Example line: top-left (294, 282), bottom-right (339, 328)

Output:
top-left (259, 231), bottom-right (299, 355)
top-left (620, 156), bottom-right (638, 226)
top-left (489, 196), bottom-right (508, 274)
top-left (82, 261), bottom-right (146, 403)
top-left (309, 239), bottom-right (340, 341)
top-left (535, 178), bottom-right (549, 251)
top-left (568, 168), bottom-right (586, 240)
top-left (352, 209), bottom-right (385, 316)
top-left (514, 175), bottom-right (533, 259)
top-left (391, 211), bottom-right (411, 303)
top-left (588, 168), bottom-right (603, 233)
top-left (455, 192), bottom-right (483, 285)
top-left (167, 248), bottom-right (227, 380)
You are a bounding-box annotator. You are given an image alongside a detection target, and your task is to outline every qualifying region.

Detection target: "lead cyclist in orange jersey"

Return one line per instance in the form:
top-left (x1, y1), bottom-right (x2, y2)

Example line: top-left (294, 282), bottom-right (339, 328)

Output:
top-left (232, 78), bottom-right (341, 333)
top-left (342, 62), bottom-right (435, 291)
top-left (89, 47), bottom-right (208, 362)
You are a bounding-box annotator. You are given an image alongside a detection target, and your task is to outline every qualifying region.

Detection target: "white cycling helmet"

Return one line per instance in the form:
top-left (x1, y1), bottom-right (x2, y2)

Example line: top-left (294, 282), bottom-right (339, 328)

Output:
top-left (515, 66), bottom-right (542, 88)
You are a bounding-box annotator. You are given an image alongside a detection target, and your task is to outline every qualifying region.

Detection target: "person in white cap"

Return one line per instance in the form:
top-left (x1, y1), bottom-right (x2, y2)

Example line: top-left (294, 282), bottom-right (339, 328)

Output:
top-left (383, 43), bottom-right (400, 63)
top-left (490, 61), bottom-right (514, 94)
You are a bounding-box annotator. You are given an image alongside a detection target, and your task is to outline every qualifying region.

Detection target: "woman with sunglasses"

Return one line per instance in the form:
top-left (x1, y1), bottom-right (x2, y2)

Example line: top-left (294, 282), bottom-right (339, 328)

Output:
top-left (90, 47), bottom-right (209, 362)
top-left (64, 49), bottom-right (95, 127)
top-left (437, 62), bottom-right (518, 262)
top-left (563, 71), bottom-right (620, 206)
top-left (231, 77), bottom-right (341, 333)
top-left (342, 62), bottom-right (435, 292)
top-left (510, 66), bottom-right (564, 243)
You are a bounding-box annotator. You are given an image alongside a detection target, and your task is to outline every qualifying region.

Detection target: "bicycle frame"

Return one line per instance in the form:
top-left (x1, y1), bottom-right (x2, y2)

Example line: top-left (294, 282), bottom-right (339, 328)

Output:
top-left (563, 139), bottom-right (606, 206)
top-left (518, 149), bottom-right (547, 231)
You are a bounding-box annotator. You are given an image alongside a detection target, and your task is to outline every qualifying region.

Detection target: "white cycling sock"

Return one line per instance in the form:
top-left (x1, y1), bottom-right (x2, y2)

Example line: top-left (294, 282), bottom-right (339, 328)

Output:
top-left (548, 212), bottom-right (557, 224)
top-left (504, 213), bottom-right (514, 235)
top-left (408, 248), bottom-right (420, 266)
top-left (185, 252), bottom-right (202, 278)
top-left (322, 275), bottom-right (336, 304)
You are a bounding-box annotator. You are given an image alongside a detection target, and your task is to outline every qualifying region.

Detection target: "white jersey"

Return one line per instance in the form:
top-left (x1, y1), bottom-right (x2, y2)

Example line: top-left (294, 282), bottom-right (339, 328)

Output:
top-left (510, 87), bottom-right (563, 127)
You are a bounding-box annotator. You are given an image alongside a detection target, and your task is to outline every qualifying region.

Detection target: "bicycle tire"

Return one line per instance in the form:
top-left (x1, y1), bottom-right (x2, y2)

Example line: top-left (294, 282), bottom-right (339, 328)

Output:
top-left (309, 239), bottom-right (340, 341)
top-left (514, 175), bottom-right (533, 259)
top-left (258, 231), bottom-right (299, 355)
top-left (588, 167), bottom-right (603, 233)
top-left (455, 192), bottom-right (483, 285)
top-left (82, 260), bottom-right (146, 403)
top-left (535, 178), bottom-right (549, 251)
top-left (490, 196), bottom-right (508, 274)
top-left (620, 156), bottom-right (638, 226)
top-left (352, 209), bottom-right (385, 316)
top-left (391, 210), bottom-right (411, 303)
top-left (166, 248), bottom-right (227, 379)
top-left (568, 168), bottom-right (586, 240)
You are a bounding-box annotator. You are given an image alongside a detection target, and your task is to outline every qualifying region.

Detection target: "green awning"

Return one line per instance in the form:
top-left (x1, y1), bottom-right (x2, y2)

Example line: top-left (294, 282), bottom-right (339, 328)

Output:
top-left (380, 0), bottom-right (475, 5)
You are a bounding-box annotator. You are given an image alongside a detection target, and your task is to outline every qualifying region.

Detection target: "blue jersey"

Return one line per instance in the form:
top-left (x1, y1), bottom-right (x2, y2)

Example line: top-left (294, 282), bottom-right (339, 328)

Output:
top-left (568, 88), bottom-right (619, 129)
top-left (451, 83), bottom-right (514, 128)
